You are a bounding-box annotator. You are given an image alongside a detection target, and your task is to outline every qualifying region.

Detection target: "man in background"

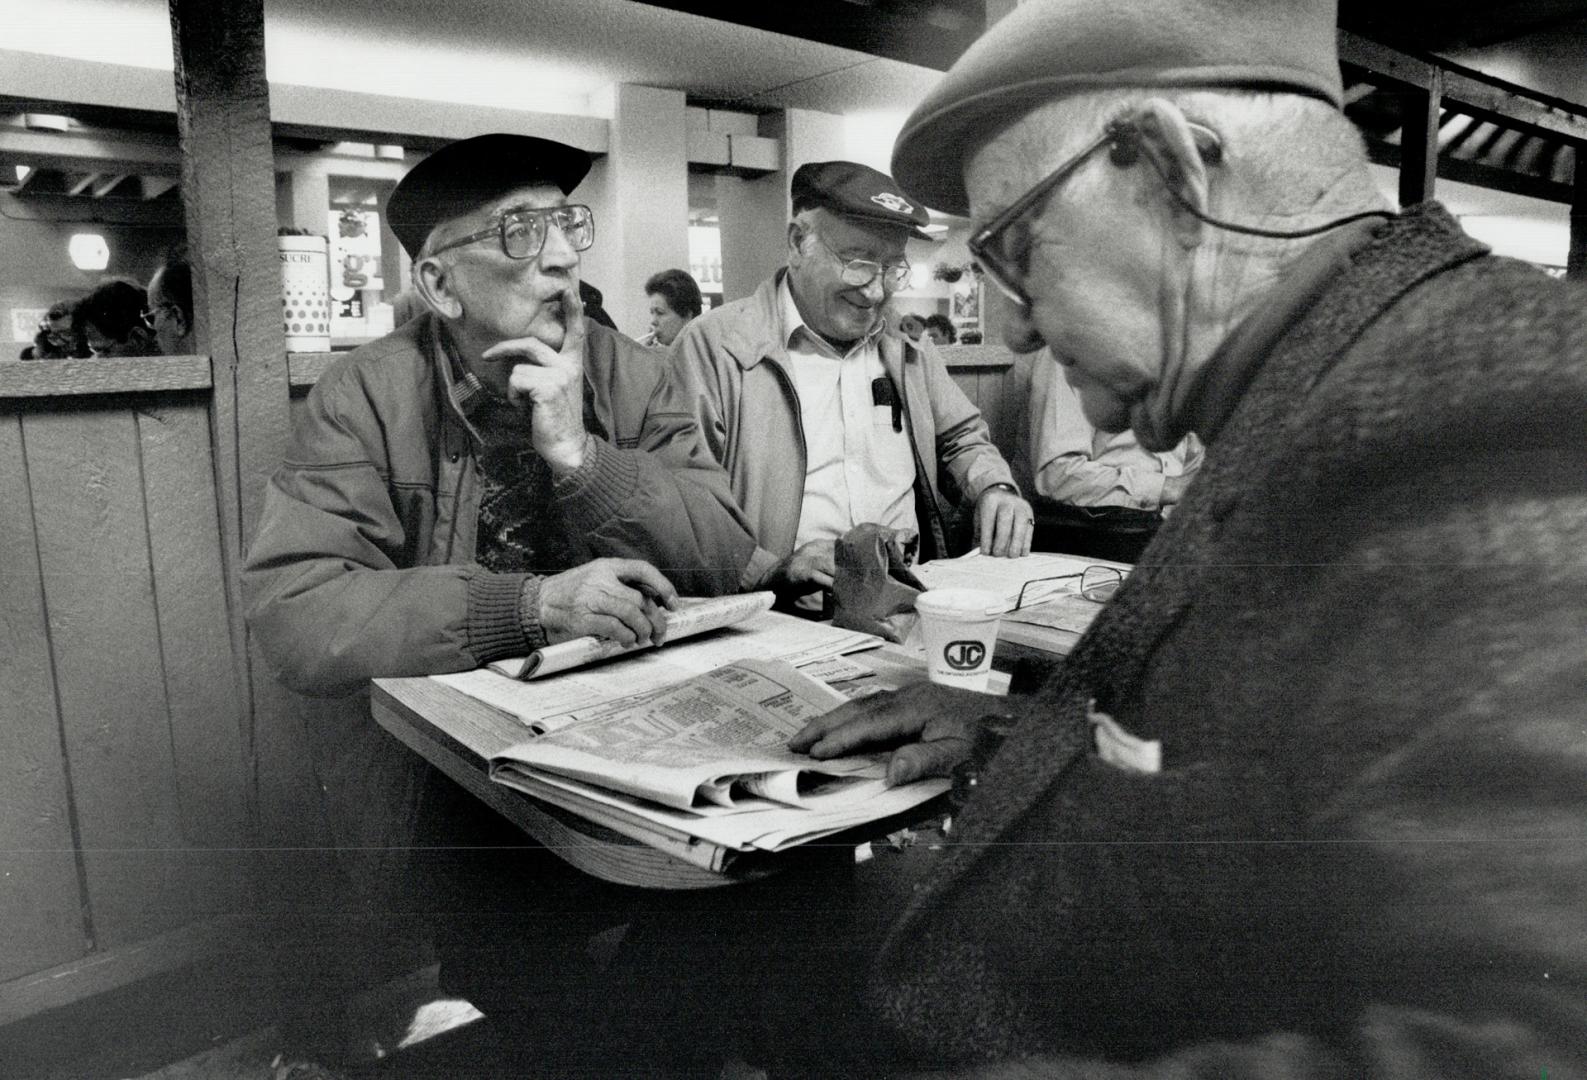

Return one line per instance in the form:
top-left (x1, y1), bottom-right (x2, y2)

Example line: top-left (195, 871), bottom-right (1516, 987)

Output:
top-left (671, 160), bottom-right (1031, 608)
top-left (1028, 355), bottom-right (1201, 560)
top-left (145, 247), bottom-right (194, 355)
top-left (74, 280), bottom-right (157, 357)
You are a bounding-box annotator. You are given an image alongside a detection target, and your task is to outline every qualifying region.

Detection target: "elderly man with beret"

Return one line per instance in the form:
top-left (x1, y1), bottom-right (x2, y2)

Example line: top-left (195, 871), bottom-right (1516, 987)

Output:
top-left (243, 134), bottom-right (759, 1032)
top-left (780, 0), bottom-right (1587, 1076)
top-left (670, 161), bottom-right (1031, 609)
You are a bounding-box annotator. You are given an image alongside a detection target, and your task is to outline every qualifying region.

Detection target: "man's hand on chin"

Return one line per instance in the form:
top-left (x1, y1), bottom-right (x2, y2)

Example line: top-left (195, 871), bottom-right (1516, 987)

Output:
top-left (484, 281), bottom-right (590, 476)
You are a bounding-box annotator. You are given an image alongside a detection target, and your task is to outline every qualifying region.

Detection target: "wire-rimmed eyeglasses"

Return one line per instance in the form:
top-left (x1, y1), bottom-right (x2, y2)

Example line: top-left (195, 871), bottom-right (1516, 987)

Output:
top-left (815, 235), bottom-right (911, 291)
top-left (968, 127), bottom-right (1119, 312)
top-left (1013, 565), bottom-right (1124, 611)
top-left (140, 303), bottom-right (180, 329)
top-left (429, 203), bottom-right (595, 262)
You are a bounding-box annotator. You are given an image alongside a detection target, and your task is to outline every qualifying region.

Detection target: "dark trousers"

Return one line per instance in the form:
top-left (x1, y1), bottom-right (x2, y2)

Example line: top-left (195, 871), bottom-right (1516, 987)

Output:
top-left (411, 768), bottom-right (868, 1075)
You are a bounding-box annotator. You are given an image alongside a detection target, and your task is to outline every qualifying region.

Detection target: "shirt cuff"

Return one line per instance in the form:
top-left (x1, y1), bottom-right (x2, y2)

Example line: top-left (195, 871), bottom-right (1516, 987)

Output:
top-left (465, 569), bottom-right (534, 663)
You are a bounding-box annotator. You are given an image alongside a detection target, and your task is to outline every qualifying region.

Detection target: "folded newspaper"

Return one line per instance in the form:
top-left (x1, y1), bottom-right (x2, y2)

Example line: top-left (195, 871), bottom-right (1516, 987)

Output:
top-left (488, 658), bottom-right (948, 860)
top-left (491, 592), bottom-right (776, 679)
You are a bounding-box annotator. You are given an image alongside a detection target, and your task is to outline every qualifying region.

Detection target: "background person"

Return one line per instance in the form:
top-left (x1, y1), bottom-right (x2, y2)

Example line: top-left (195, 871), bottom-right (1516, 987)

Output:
top-left (74, 280), bottom-right (157, 357)
top-left (774, 0), bottom-right (1587, 1075)
top-left (19, 300), bottom-right (85, 359)
top-left (145, 247), bottom-right (194, 355)
top-left (670, 160), bottom-right (1032, 608)
top-left (922, 312), bottom-right (956, 345)
top-left (1027, 355), bottom-right (1201, 560)
top-left (640, 267), bottom-right (701, 347)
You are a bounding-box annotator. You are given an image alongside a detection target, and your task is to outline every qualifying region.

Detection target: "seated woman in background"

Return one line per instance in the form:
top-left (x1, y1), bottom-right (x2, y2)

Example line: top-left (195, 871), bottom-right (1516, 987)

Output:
top-left (641, 267), bottom-right (702, 347)
top-left (74, 280), bottom-right (158, 357)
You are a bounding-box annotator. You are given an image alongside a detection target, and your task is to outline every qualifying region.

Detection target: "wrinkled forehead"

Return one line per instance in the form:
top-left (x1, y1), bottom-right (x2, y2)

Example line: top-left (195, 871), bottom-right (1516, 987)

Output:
top-left (428, 182), bottom-right (567, 248)
top-left (814, 209), bottom-right (910, 260)
top-left (961, 98), bottom-right (1087, 223)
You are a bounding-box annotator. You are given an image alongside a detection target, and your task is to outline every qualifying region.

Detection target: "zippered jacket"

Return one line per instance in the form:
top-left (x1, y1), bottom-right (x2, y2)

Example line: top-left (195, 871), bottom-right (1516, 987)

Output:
top-left (242, 312), bottom-right (757, 886)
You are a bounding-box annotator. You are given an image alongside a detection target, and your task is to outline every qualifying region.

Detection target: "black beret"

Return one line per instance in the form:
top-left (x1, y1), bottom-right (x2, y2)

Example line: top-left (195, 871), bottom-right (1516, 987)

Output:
top-left (790, 160), bottom-right (934, 241)
top-left (892, 0), bottom-right (1344, 216)
top-left (387, 134), bottom-right (592, 258)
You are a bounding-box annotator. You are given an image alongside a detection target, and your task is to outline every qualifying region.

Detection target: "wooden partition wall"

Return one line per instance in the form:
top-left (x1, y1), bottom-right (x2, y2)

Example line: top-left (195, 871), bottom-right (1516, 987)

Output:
top-left (0, 359), bottom-right (254, 1022)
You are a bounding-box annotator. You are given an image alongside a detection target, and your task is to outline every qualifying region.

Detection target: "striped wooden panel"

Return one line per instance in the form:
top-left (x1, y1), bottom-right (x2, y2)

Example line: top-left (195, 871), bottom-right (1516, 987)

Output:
top-left (0, 412), bottom-right (92, 982)
top-left (137, 401), bottom-right (252, 916)
top-left (24, 404), bottom-right (199, 948)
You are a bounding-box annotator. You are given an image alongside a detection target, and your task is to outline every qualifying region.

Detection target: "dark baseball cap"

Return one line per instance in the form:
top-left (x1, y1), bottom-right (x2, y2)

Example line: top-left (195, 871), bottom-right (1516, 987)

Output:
top-left (387, 133), bottom-right (593, 259)
top-left (790, 160), bottom-right (935, 240)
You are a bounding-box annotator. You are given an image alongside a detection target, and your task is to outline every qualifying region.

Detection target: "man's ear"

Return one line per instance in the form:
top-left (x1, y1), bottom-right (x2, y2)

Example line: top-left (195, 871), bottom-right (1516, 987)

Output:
top-left (786, 221), bottom-right (805, 261)
top-left (413, 254), bottom-right (462, 320)
top-left (1127, 97), bottom-right (1213, 249)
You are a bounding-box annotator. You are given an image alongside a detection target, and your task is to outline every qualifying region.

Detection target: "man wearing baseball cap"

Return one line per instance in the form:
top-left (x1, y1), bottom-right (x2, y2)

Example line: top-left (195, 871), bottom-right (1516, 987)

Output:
top-left (243, 134), bottom-right (758, 1035)
top-left (780, 0), bottom-right (1587, 1075)
top-left (670, 160), bottom-right (1031, 609)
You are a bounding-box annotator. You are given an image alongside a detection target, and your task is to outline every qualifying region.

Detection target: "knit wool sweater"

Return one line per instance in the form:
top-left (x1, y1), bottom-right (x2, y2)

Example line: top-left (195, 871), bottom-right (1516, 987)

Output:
top-left (868, 204), bottom-right (1587, 1078)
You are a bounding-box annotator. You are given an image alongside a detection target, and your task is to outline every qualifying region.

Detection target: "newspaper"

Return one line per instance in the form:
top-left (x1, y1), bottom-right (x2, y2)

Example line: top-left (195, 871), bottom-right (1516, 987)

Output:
top-left (489, 658), bottom-right (948, 851)
top-left (490, 592), bottom-right (776, 679)
top-left (912, 550), bottom-right (1104, 613)
top-left (436, 611), bottom-right (881, 731)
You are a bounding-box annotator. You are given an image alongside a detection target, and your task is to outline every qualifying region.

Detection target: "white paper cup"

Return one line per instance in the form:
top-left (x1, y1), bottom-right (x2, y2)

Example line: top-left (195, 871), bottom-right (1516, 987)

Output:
top-left (915, 588), bottom-right (1002, 692)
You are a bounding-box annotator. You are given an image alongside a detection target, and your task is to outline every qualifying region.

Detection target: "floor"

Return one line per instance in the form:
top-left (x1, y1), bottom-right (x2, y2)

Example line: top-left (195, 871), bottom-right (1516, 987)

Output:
top-left (4, 936), bottom-right (767, 1080)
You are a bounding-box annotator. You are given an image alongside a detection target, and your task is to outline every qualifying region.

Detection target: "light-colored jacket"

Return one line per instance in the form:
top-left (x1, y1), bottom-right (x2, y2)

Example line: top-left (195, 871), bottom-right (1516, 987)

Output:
top-left (669, 272), bottom-right (1016, 584)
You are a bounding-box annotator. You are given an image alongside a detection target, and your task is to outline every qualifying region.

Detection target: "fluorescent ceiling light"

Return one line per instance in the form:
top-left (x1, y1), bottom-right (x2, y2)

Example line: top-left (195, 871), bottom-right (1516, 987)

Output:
top-left (68, 232), bottom-right (110, 271)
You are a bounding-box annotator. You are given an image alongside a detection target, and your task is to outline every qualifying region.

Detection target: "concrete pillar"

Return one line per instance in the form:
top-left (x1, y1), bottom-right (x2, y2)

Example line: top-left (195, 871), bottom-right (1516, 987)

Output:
top-left (716, 107), bottom-right (845, 303)
top-left (584, 84), bottom-right (689, 337)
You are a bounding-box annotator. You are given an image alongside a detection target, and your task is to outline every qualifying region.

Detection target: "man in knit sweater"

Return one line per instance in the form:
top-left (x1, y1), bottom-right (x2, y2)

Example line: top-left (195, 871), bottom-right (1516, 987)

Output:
top-left (781, 1), bottom-right (1587, 1076)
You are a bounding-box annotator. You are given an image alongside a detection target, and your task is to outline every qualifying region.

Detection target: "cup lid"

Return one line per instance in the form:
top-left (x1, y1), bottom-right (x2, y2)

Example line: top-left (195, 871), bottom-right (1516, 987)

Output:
top-left (915, 587), bottom-right (1002, 618)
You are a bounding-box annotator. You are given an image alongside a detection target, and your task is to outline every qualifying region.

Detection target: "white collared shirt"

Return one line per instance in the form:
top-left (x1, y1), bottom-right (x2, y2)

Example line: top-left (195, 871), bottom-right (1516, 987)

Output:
top-left (778, 277), bottom-right (919, 550)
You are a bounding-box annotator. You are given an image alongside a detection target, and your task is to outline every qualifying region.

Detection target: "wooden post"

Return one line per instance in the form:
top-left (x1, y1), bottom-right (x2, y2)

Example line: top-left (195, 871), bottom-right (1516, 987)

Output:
top-left (1399, 71), bottom-right (1442, 208)
top-left (1570, 151), bottom-right (1587, 281)
top-left (168, 0), bottom-right (290, 841)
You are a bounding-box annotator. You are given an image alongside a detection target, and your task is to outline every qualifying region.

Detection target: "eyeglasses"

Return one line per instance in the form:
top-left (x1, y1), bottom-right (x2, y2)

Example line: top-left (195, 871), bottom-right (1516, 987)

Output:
top-left (429, 203), bottom-right (595, 262)
top-left (1013, 565), bottom-right (1124, 611)
top-left (815, 235), bottom-right (911, 291)
top-left (968, 127), bottom-right (1120, 312)
top-left (140, 303), bottom-right (179, 329)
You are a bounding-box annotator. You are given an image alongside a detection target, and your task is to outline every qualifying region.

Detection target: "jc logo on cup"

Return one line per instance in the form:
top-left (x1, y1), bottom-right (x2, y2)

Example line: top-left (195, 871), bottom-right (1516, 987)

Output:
top-left (943, 640), bottom-right (986, 670)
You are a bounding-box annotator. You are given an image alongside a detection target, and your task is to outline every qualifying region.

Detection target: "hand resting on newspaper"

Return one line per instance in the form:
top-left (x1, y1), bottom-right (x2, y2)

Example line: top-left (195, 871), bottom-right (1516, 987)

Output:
top-left (789, 681), bottom-right (992, 786)
top-left (538, 557), bottom-right (677, 648)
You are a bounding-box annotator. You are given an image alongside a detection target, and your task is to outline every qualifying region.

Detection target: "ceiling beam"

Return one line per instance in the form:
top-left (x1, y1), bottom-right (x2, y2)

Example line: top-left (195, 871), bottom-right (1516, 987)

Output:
top-left (141, 176), bottom-right (179, 200)
top-left (1340, 29), bottom-right (1587, 147)
top-left (624, 0), bottom-right (983, 71)
top-left (0, 126), bottom-right (182, 175)
top-left (90, 173), bottom-right (128, 197)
